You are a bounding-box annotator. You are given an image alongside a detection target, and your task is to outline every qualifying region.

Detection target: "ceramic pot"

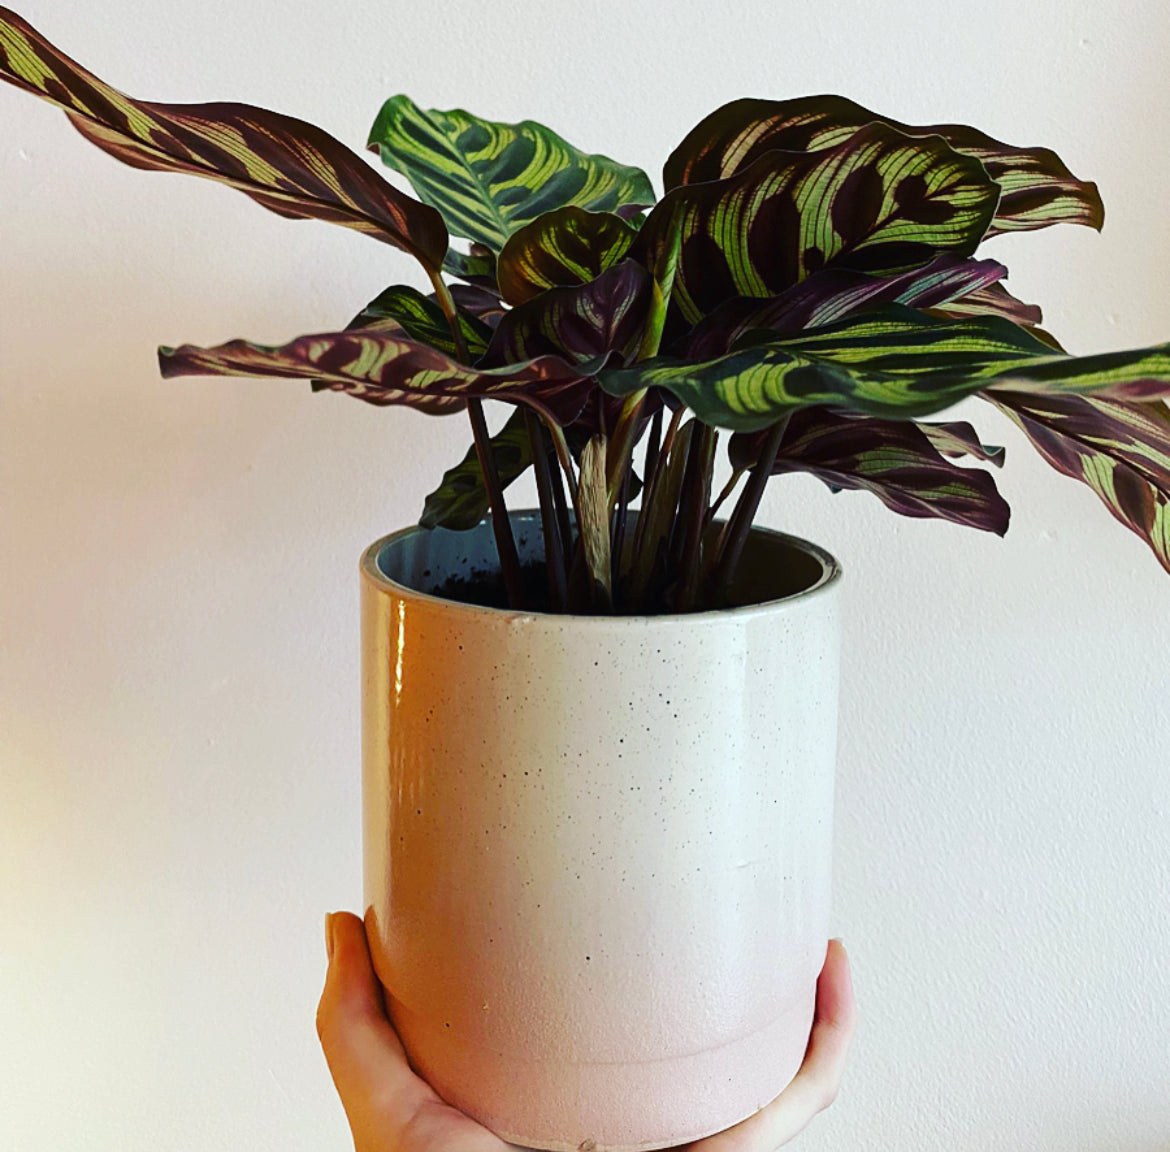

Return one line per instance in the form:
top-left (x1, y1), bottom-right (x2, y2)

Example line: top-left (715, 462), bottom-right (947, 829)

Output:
top-left (360, 510), bottom-right (842, 1152)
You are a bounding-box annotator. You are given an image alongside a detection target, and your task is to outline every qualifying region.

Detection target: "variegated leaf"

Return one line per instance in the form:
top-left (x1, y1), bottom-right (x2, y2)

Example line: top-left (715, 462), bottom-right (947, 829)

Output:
top-left (420, 408), bottom-right (533, 530)
top-left (984, 392), bottom-right (1170, 572)
top-left (419, 395), bottom-right (647, 532)
top-left (449, 283), bottom-right (507, 328)
top-left (0, 8), bottom-right (448, 268)
top-left (367, 95), bottom-right (655, 252)
top-left (638, 123), bottom-right (1000, 323)
top-left (917, 419), bottom-right (1005, 466)
top-left (496, 207), bottom-right (638, 305)
top-left (601, 305), bottom-right (1170, 431)
top-left (158, 330), bottom-right (600, 425)
top-left (482, 260), bottom-right (651, 368)
top-left (443, 245), bottom-right (498, 289)
top-left (985, 392), bottom-right (1170, 491)
top-left (931, 281), bottom-right (1042, 326)
top-left (728, 407), bottom-right (1010, 533)
top-left (352, 284), bottom-right (493, 359)
top-left (678, 254), bottom-right (1010, 359)
top-left (567, 389), bottom-right (663, 454)
top-left (663, 95), bottom-right (1103, 237)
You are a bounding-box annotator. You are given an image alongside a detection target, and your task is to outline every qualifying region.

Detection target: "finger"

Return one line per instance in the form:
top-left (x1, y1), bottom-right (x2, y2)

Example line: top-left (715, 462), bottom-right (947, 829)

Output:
top-left (684, 939), bottom-right (857, 1151)
top-left (316, 911), bottom-right (434, 1126)
top-left (789, 937), bottom-right (856, 1108)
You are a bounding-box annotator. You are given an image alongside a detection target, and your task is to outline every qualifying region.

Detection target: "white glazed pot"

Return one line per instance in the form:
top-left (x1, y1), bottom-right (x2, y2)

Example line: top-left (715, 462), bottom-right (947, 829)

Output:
top-left (360, 510), bottom-right (842, 1152)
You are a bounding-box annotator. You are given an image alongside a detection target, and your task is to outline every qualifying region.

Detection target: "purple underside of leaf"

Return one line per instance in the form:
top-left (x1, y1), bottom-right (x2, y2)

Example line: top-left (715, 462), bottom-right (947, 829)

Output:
top-left (727, 407), bottom-right (1010, 534)
top-left (450, 283), bottom-right (507, 327)
top-left (917, 418), bottom-right (1006, 466)
top-left (157, 330), bottom-right (598, 425)
top-left (480, 259), bottom-right (652, 368)
top-left (983, 391), bottom-right (1170, 571)
top-left (931, 281), bottom-right (1043, 327)
top-left (986, 392), bottom-right (1170, 489)
top-left (0, 8), bottom-right (447, 266)
top-left (676, 255), bottom-right (1010, 358)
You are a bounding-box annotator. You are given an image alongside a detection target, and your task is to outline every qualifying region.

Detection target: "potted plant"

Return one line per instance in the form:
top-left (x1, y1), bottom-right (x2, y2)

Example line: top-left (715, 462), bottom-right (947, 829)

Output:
top-left (4, 8), bottom-right (1169, 1151)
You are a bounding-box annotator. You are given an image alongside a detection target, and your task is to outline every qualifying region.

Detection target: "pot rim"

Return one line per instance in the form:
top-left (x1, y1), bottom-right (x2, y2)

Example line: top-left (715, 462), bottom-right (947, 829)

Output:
top-left (360, 508), bottom-right (842, 626)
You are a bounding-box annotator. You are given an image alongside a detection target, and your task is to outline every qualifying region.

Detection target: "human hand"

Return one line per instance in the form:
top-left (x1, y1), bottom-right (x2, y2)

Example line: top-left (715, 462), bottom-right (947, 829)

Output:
top-left (317, 912), bottom-right (856, 1152)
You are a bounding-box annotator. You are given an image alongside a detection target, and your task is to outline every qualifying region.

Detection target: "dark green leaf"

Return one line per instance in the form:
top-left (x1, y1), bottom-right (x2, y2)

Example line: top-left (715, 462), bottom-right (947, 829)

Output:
top-left (353, 284), bottom-right (493, 359)
top-left (420, 408), bottom-right (533, 530)
top-left (443, 245), bottom-right (498, 289)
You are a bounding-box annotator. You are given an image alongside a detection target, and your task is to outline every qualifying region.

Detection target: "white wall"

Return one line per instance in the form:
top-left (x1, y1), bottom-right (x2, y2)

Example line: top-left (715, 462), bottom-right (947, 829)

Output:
top-left (2, 1), bottom-right (1168, 1149)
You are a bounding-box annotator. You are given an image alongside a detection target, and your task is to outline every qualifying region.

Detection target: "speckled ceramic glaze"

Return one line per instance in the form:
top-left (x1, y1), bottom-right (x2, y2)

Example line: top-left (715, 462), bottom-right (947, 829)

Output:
top-left (360, 510), bottom-right (841, 1152)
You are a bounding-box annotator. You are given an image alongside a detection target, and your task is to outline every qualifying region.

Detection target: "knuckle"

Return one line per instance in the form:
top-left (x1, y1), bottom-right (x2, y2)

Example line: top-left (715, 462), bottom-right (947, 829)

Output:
top-left (315, 993), bottom-right (333, 1046)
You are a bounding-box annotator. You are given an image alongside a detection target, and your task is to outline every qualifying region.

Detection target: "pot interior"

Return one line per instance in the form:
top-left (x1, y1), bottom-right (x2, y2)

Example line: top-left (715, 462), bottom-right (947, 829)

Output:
top-left (371, 510), bottom-right (838, 614)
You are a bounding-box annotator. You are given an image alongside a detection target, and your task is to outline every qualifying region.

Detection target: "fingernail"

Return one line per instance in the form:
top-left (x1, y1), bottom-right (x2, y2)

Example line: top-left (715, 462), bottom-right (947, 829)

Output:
top-left (325, 913), bottom-right (336, 961)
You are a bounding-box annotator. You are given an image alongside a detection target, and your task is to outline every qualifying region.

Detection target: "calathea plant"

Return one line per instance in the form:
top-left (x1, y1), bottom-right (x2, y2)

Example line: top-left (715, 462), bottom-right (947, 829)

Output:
top-left (4, 8), bottom-right (1170, 615)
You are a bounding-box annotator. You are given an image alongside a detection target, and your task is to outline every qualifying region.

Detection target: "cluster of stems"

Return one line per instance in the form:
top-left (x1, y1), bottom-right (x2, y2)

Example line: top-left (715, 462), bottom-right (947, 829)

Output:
top-left (428, 269), bottom-right (784, 616)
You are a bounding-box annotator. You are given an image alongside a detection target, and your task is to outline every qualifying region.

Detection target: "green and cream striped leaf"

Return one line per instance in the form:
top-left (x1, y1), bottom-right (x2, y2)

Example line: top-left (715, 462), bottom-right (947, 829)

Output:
top-left (600, 306), bottom-right (1170, 431)
top-left (638, 123), bottom-right (1000, 323)
top-left (663, 95), bottom-right (1103, 237)
top-left (985, 392), bottom-right (1170, 572)
top-left (0, 8), bottom-right (448, 268)
top-left (368, 95), bottom-right (655, 253)
top-left (158, 329), bottom-right (602, 426)
top-left (496, 207), bottom-right (638, 305)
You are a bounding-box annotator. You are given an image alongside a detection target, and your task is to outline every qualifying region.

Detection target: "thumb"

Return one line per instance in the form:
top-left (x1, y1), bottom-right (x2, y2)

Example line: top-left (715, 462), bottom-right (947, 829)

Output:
top-left (316, 912), bottom-right (432, 1124)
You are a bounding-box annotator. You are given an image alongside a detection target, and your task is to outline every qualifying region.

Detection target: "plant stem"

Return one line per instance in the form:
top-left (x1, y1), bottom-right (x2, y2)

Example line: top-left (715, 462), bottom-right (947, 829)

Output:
top-left (697, 467), bottom-right (745, 592)
top-left (547, 431), bottom-right (573, 564)
top-left (525, 408), bottom-right (567, 612)
top-left (428, 267), bottom-right (524, 609)
top-left (611, 440), bottom-right (633, 594)
top-left (675, 423), bottom-right (716, 612)
top-left (545, 417), bottom-right (589, 611)
top-left (468, 398), bottom-right (525, 608)
top-left (706, 467), bottom-right (746, 528)
top-left (668, 416), bottom-right (705, 573)
top-left (643, 406), bottom-right (663, 491)
top-left (705, 415), bottom-right (789, 607)
top-left (427, 269), bottom-right (470, 363)
top-left (632, 404), bottom-right (684, 565)
top-left (604, 214), bottom-right (683, 509)
top-left (577, 435), bottom-right (613, 612)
